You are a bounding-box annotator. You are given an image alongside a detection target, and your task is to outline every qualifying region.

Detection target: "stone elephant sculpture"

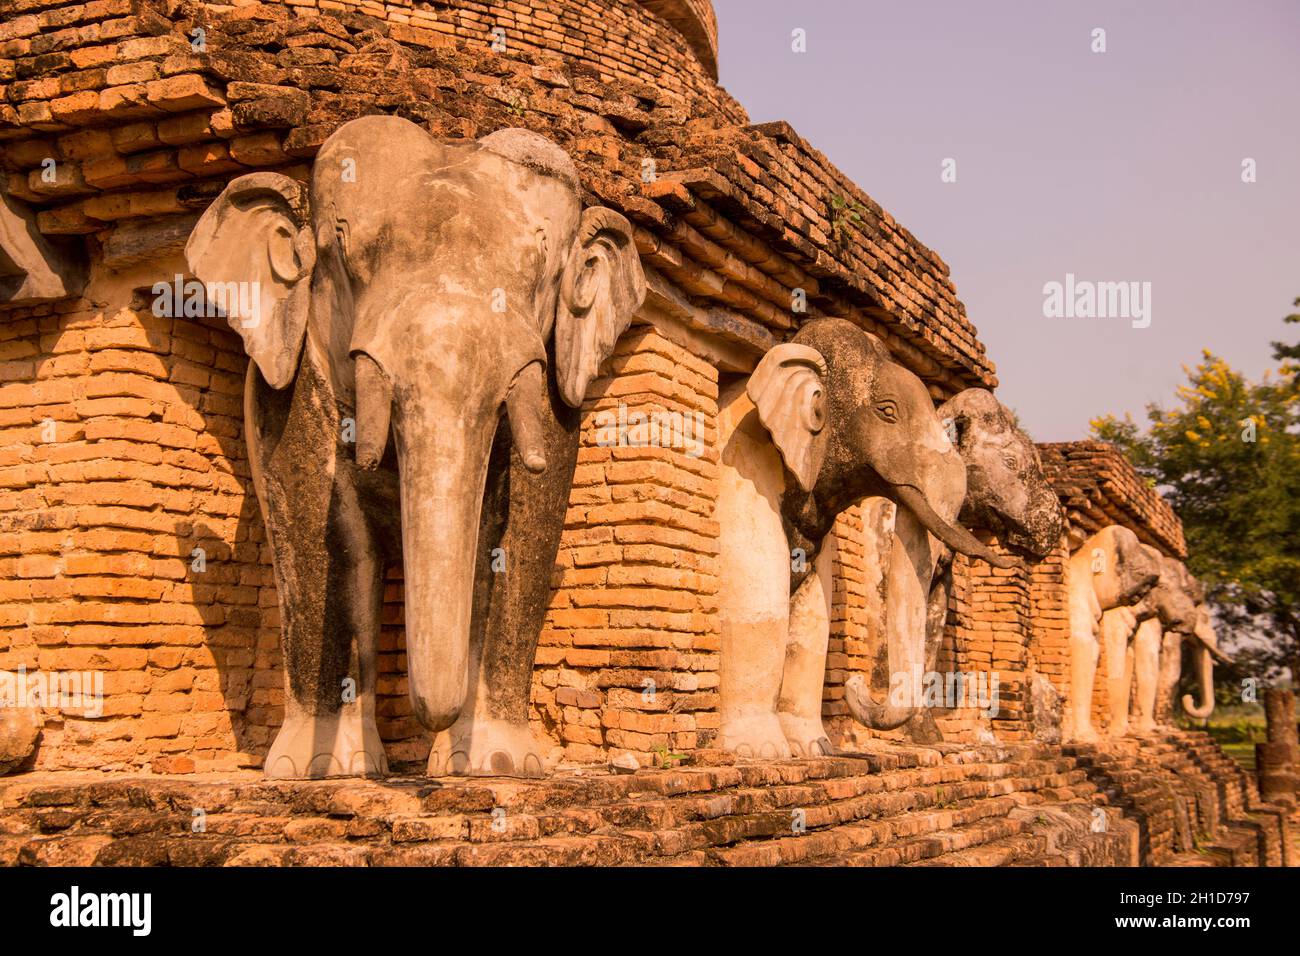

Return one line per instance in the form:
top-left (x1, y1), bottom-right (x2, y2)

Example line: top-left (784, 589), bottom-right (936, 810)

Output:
top-left (1156, 571), bottom-right (1231, 723)
top-left (893, 387), bottom-right (1064, 743)
top-left (1128, 546), bottom-right (1196, 733)
top-left (715, 318), bottom-right (1015, 758)
top-left (186, 115), bottom-right (645, 778)
top-left (1066, 525), bottom-right (1159, 742)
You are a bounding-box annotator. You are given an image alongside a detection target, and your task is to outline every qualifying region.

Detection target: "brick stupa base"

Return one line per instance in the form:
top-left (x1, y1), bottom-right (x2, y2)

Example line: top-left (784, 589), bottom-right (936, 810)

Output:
top-left (1, 731), bottom-right (1288, 867)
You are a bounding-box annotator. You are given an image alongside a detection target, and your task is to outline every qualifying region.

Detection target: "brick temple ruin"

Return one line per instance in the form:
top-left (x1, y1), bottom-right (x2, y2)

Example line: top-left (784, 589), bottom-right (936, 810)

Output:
top-left (0, 0), bottom-right (1294, 866)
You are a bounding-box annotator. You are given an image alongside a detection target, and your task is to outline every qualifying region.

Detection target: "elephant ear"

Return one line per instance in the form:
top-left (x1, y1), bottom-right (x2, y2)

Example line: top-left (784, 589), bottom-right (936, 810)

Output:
top-left (185, 172), bottom-right (316, 389)
top-left (747, 342), bottom-right (829, 493)
top-left (555, 206), bottom-right (646, 407)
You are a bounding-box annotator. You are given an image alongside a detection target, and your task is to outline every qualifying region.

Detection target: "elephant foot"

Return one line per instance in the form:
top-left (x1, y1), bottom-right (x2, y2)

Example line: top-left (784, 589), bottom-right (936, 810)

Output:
top-left (778, 714), bottom-right (835, 757)
top-left (264, 711), bottom-right (388, 780)
top-left (1070, 725), bottom-right (1102, 745)
top-left (903, 708), bottom-right (944, 745)
top-left (428, 716), bottom-right (547, 777)
top-left (717, 712), bottom-right (792, 759)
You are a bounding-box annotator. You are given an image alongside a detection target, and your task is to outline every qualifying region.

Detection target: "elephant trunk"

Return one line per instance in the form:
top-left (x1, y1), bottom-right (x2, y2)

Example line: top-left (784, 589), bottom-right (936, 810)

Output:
top-left (895, 485), bottom-right (1019, 570)
top-left (844, 674), bottom-right (917, 730)
top-left (393, 399), bottom-right (497, 733)
top-left (844, 501), bottom-right (930, 731)
top-left (1182, 643), bottom-right (1215, 719)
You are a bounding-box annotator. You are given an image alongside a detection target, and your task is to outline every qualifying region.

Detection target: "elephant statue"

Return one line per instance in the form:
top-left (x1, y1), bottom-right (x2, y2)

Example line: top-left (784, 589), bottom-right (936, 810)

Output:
top-left (893, 387), bottom-right (1064, 743)
top-left (185, 115), bottom-right (645, 778)
top-left (1155, 571), bottom-right (1231, 723)
top-left (1125, 548), bottom-right (1196, 734)
top-left (715, 318), bottom-right (1016, 758)
top-left (1066, 525), bottom-right (1159, 742)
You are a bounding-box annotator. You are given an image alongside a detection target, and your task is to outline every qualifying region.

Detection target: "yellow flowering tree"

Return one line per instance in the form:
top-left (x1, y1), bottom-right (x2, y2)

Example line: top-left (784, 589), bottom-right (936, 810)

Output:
top-left (1092, 308), bottom-right (1300, 685)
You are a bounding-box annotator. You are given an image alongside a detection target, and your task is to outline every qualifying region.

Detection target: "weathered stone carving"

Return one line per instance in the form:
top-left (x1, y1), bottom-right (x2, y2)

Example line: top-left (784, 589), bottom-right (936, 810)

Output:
top-left (0, 186), bottom-right (87, 305)
top-left (1153, 570), bottom-right (1231, 724)
top-left (899, 387), bottom-right (1064, 742)
top-left (1066, 525), bottom-right (1159, 742)
top-left (938, 389), bottom-right (1064, 558)
top-left (1120, 549), bottom-right (1195, 734)
top-left (1256, 688), bottom-right (1298, 805)
top-left (1029, 672), bottom-right (1063, 744)
top-left (715, 319), bottom-right (1015, 758)
top-left (185, 116), bottom-right (645, 779)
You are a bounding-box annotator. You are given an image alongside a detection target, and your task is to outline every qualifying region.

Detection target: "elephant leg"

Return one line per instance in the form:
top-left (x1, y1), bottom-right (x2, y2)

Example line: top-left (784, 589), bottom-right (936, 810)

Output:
top-left (1068, 616), bottom-right (1102, 743)
top-left (777, 537), bottom-right (836, 756)
top-left (716, 390), bottom-right (793, 760)
top-left (1101, 609), bottom-right (1132, 738)
top-left (900, 557), bottom-right (951, 745)
top-left (1156, 630), bottom-right (1183, 725)
top-left (251, 362), bottom-right (389, 779)
top-left (428, 371), bottom-right (579, 777)
top-left (1132, 619), bottom-right (1162, 733)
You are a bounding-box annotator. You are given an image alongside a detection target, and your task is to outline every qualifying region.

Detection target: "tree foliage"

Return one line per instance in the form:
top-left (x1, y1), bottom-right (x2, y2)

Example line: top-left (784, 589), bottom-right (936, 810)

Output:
top-left (1091, 304), bottom-right (1300, 683)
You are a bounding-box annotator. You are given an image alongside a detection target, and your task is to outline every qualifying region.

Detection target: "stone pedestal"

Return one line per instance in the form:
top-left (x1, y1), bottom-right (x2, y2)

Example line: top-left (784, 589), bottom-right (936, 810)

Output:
top-left (1255, 689), bottom-right (1299, 806)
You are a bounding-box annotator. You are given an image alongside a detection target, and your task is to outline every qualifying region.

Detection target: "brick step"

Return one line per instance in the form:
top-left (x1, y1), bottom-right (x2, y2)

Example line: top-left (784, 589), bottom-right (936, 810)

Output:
top-left (705, 791), bottom-right (1047, 866)
top-left (0, 754), bottom-right (1090, 835)
top-left (809, 816), bottom-right (1038, 867)
top-left (908, 831), bottom-right (1059, 866)
top-left (1064, 731), bottom-right (1294, 866)
top-left (0, 738), bottom-right (1268, 867)
top-left (6, 764), bottom-right (1091, 862)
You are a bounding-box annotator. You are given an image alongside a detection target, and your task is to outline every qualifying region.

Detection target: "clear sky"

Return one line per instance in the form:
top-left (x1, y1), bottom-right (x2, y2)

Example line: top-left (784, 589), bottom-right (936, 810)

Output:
top-left (712, 0), bottom-right (1300, 441)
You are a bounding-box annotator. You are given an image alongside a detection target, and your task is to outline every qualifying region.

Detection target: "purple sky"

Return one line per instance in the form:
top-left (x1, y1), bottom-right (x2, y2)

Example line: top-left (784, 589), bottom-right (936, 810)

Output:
top-left (712, 0), bottom-right (1300, 441)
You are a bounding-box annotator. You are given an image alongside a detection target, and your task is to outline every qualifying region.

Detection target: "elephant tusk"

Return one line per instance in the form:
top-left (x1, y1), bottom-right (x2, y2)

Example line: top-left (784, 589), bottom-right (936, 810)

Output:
top-left (354, 352), bottom-right (392, 470)
top-left (895, 485), bottom-right (1020, 570)
top-left (506, 361), bottom-right (548, 474)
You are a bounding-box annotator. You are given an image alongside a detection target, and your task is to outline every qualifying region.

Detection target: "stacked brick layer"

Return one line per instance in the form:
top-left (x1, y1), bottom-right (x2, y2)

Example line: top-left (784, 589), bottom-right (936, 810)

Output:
top-left (0, 742), bottom-right (1139, 866)
top-left (1, 290), bottom-right (271, 773)
top-left (1039, 441), bottom-right (1185, 557)
top-left (2, 732), bottom-right (1284, 867)
top-left (0, 0), bottom-right (988, 390)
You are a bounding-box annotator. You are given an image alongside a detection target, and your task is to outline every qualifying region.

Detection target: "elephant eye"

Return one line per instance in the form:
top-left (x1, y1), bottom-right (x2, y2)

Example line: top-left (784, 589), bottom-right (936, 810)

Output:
top-left (874, 400), bottom-right (899, 424)
top-left (1002, 454), bottom-right (1018, 470)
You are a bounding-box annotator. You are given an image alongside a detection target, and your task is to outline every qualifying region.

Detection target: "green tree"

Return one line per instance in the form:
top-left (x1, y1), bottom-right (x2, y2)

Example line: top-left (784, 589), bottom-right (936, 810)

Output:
top-left (1091, 307), bottom-right (1300, 684)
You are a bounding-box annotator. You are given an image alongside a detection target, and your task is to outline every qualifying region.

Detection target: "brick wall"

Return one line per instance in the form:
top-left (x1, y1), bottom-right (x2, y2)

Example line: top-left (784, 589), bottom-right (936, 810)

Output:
top-left (532, 327), bottom-right (720, 767)
top-left (0, 264), bottom-right (270, 772)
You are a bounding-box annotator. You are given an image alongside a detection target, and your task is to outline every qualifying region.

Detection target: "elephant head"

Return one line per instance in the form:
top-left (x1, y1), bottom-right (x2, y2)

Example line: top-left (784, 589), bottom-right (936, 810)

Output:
top-left (1137, 548), bottom-right (1197, 633)
top-left (749, 319), bottom-right (1016, 578)
top-left (1079, 526), bottom-right (1160, 610)
top-left (936, 388), bottom-right (1063, 558)
top-left (733, 319), bottom-right (1015, 739)
top-left (186, 116), bottom-right (644, 750)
